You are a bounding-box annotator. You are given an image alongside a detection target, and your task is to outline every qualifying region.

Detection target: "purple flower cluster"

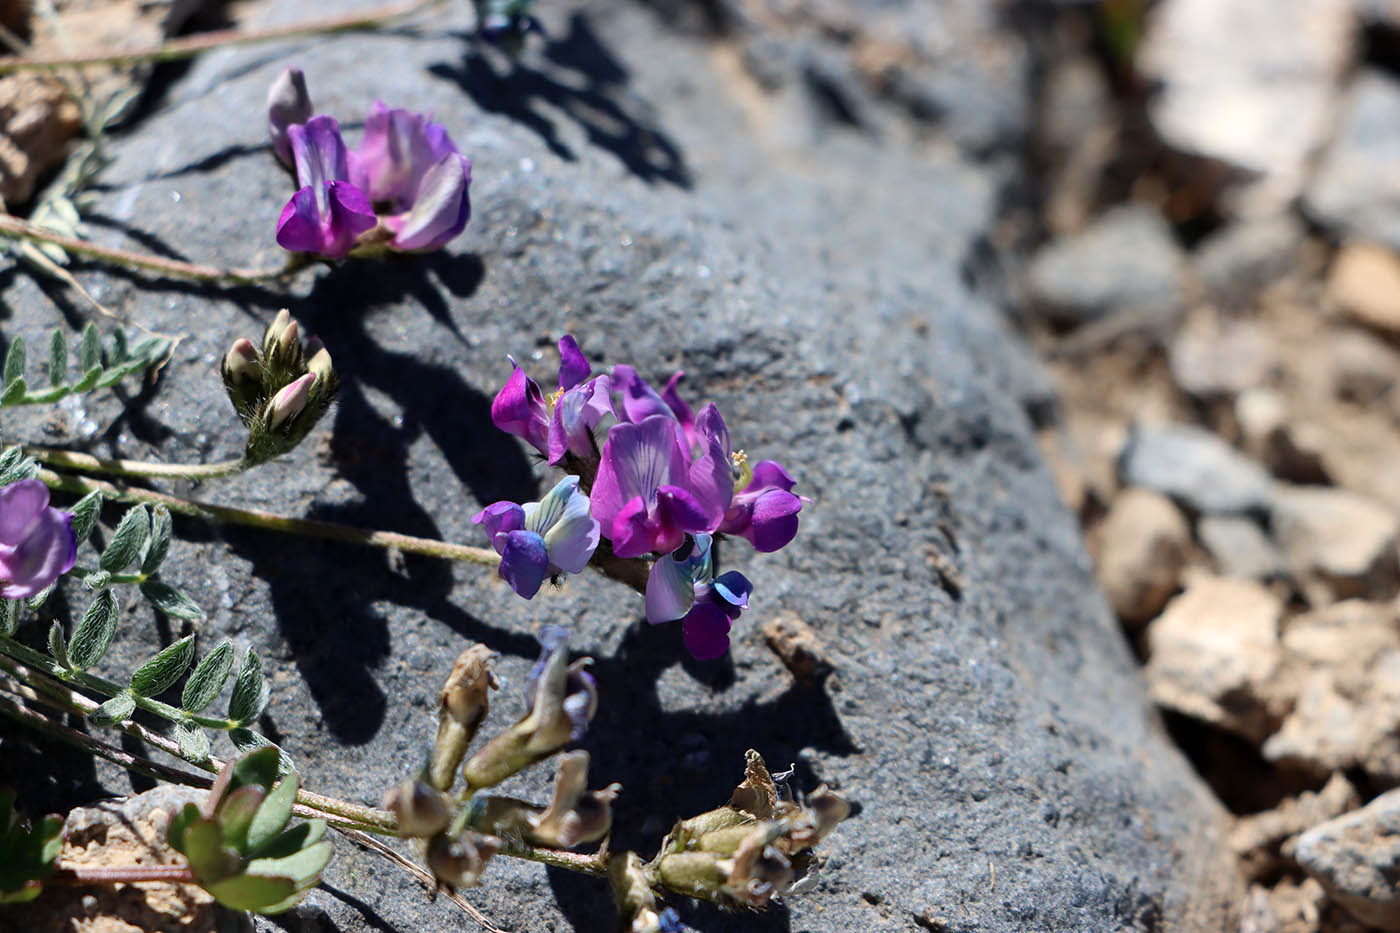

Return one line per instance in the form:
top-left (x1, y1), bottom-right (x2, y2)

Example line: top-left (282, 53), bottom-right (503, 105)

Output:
top-left (482, 338), bottom-right (805, 659)
top-left (266, 67), bottom-right (472, 259)
top-left (0, 480), bottom-right (76, 599)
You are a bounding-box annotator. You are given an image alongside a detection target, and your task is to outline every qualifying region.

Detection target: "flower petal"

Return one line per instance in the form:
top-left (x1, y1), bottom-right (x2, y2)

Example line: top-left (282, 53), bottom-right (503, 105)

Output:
top-left (605, 495), bottom-right (653, 559)
top-left (498, 529), bottom-right (550, 599)
top-left (556, 336), bottom-right (590, 391)
top-left (541, 484), bottom-right (599, 574)
top-left (472, 501), bottom-right (526, 556)
top-left (591, 415), bottom-right (688, 532)
top-left (0, 479), bottom-right (50, 545)
top-left (681, 601), bottom-right (733, 660)
top-left (527, 475), bottom-right (580, 535)
top-left (710, 570), bottom-right (752, 613)
top-left (387, 153), bottom-right (472, 252)
top-left (491, 363), bottom-right (549, 454)
top-left (354, 101), bottom-right (458, 207)
top-left (0, 504), bottom-right (74, 599)
top-left (661, 371), bottom-right (696, 449)
top-left (684, 404), bottom-right (734, 527)
top-left (748, 489), bottom-right (803, 552)
top-left (610, 365), bottom-right (671, 424)
top-left (644, 550), bottom-right (696, 624)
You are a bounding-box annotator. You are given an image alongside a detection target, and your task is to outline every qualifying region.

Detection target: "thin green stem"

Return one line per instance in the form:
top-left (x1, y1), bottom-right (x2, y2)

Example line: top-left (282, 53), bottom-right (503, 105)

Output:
top-left (37, 468), bottom-right (500, 568)
top-left (0, 0), bottom-right (448, 74)
top-left (27, 445), bottom-right (249, 480)
top-left (0, 213), bottom-right (302, 284)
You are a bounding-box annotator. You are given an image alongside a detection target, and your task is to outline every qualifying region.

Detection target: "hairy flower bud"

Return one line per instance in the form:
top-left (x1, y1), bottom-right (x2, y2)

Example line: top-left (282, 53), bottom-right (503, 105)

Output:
top-left (426, 831), bottom-right (501, 889)
top-left (610, 852), bottom-right (685, 933)
top-left (266, 373), bottom-right (316, 430)
top-left (262, 309), bottom-right (294, 361)
top-left (267, 66), bottom-right (314, 165)
top-left (429, 644), bottom-right (497, 791)
top-left (221, 337), bottom-right (262, 420)
top-left (305, 347), bottom-right (333, 385)
top-left (380, 779), bottom-right (451, 838)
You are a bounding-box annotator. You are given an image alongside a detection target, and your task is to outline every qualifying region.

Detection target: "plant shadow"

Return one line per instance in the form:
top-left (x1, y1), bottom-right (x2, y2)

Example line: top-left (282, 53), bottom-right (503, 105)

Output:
top-left (429, 11), bottom-right (691, 188)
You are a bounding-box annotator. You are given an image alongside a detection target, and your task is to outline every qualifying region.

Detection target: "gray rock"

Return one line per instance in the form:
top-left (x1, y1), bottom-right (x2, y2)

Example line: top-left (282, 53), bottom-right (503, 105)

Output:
top-left (1192, 216), bottom-right (1306, 304)
top-left (1292, 788), bottom-right (1400, 930)
top-left (1305, 71), bottom-right (1400, 251)
top-left (1026, 205), bottom-right (1186, 329)
top-left (1197, 515), bottom-right (1285, 581)
top-left (0, 1), bottom-right (1238, 931)
top-left (1273, 485), bottom-right (1400, 600)
top-left (1168, 319), bottom-right (1276, 400)
top-left (1118, 422), bottom-right (1275, 515)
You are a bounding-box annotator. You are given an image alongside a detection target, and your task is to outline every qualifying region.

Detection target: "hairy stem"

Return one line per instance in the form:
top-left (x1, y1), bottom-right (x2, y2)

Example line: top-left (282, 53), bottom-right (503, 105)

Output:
top-left (37, 468), bottom-right (500, 567)
top-left (0, 0), bottom-right (448, 73)
top-left (50, 864), bottom-right (195, 884)
top-left (28, 446), bottom-right (249, 480)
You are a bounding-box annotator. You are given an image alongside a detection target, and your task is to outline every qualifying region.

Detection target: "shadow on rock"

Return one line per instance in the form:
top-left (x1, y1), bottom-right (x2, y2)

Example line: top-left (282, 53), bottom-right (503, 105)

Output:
top-left (429, 12), bottom-right (691, 187)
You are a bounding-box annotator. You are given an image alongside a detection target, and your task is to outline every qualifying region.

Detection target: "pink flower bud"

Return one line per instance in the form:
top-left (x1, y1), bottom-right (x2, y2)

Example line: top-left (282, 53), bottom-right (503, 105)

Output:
top-left (267, 373), bottom-right (316, 430)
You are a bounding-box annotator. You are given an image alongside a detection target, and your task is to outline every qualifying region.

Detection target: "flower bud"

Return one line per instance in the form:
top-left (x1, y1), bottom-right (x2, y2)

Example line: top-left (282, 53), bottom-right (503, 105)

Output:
top-left (266, 373), bottom-right (316, 430)
top-left (267, 66), bottom-right (314, 165)
top-left (610, 852), bottom-right (686, 933)
top-left (221, 337), bottom-right (263, 420)
top-left (305, 347), bottom-right (333, 388)
top-left (528, 752), bottom-right (618, 848)
top-left (430, 644), bottom-right (498, 792)
top-left (262, 309), bottom-right (294, 360)
top-left (426, 831), bottom-right (500, 889)
top-left (380, 779), bottom-right (451, 838)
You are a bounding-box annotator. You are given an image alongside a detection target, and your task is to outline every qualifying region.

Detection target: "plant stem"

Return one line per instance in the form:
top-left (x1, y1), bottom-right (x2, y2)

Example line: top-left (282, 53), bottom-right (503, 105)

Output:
top-left (500, 841), bottom-right (610, 877)
top-left (37, 468), bottom-right (500, 567)
top-left (0, 213), bottom-right (302, 285)
top-left (50, 864), bottom-right (195, 884)
top-left (27, 445), bottom-right (249, 481)
top-left (0, 0), bottom-right (449, 74)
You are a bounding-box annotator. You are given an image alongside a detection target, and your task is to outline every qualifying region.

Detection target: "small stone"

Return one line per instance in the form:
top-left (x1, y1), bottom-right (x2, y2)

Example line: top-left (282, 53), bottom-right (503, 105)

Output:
top-left (762, 612), bottom-right (833, 684)
top-left (1197, 515), bottom-right (1284, 581)
top-left (1272, 485), bottom-right (1400, 599)
top-left (1139, 0), bottom-right (1354, 214)
top-left (1095, 488), bottom-right (1190, 626)
top-left (1330, 329), bottom-right (1400, 404)
top-left (1235, 389), bottom-right (1331, 485)
top-left (1145, 572), bottom-right (1284, 741)
top-left (1168, 318), bottom-right (1275, 400)
top-left (1194, 216), bottom-right (1307, 305)
top-left (1118, 422), bottom-right (1275, 515)
top-left (1291, 787), bottom-right (1400, 929)
top-left (1329, 241), bottom-right (1400, 335)
top-left (1239, 878), bottom-right (1327, 933)
top-left (1026, 205), bottom-right (1186, 329)
top-left (1230, 772), bottom-right (1360, 881)
top-left (1305, 71), bottom-right (1400, 251)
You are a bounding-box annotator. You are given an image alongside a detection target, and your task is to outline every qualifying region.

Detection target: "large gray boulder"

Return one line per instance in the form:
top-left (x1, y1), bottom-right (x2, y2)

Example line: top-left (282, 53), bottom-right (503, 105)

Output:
top-left (1, 1), bottom-right (1238, 930)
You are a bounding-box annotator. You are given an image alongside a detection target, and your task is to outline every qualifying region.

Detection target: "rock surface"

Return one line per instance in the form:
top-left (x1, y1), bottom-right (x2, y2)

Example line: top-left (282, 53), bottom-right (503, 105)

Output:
top-left (1329, 241), bottom-right (1400, 335)
top-left (1292, 787), bottom-right (1400, 929)
top-left (1118, 422), bottom-right (1275, 515)
top-left (1197, 515), bottom-right (1284, 581)
top-left (1272, 485), bottom-right (1400, 599)
top-left (0, 1), bottom-right (1240, 931)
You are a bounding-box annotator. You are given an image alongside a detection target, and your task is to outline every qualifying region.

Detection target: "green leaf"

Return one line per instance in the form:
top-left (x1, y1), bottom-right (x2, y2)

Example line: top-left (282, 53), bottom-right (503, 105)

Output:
top-left (140, 505), bottom-right (172, 574)
top-left (48, 329), bottom-right (66, 387)
top-left (0, 790), bottom-right (61, 901)
top-left (69, 490), bottom-right (102, 541)
top-left (109, 330), bottom-right (129, 364)
top-left (173, 719), bottom-right (210, 762)
top-left (130, 635), bottom-right (195, 697)
top-left (0, 599), bottom-right (19, 638)
top-left (99, 504), bottom-right (149, 572)
top-left (140, 579), bottom-right (203, 620)
top-left (79, 323), bottom-right (101, 372)
top-left (71, 365), bottom-right (101, 393)
top-left (3, 338), bottom-right (24, 386)
top-left (46, 621), bottom-right (69, 669)
top-left (67, 588), bottom-right (118, 670)
top-left (182, 641), bottom-right (233, 712)
top-left (167, 802), bottom-right (202, 853)
top-left (0, 450), bottom-right (37, 485)
top-left (0, 448), bottom-right (20, 478)
top-left (246, 822), bottom-right (316, 861)
top-left (246, 838), bottom-right (332, 888)
top-left (245, 772), bottom-right (297, 853)
top-left (91, 692), bottom-right (136, 725)
top-left (177, 818), bottom-right (230, 881)
top-left (228, 650), bottom-right (267, 725)
top-left (216, 785), bottom-right (266, 853)
top-left (205, 873), bottom-right (297, 912)
top-left (230, 747), bottom-right (281, 794)
top-left (1, 378), bottom-right (27, 406)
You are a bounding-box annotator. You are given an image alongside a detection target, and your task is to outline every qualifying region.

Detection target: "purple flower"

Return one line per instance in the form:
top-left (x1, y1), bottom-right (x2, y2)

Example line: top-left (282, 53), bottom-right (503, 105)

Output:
top-left (276, 116), bottom-right (377, 259)
top-left (266, 66), bottom-right (313, 166)
top-left (351, 102), bottom-right (472, 252)
top-left (490, 337), bottom-right (613, 466)
top-left (0, 480), bottom-right (76, 599)
top-left (645, 533), bottom-right (751, 660)
top-left (590, 414), bottom-right (730, 558)
top-left (720, 459), bottom-right (804, 553)
top-left (473, 476), bottom-right (599, 599)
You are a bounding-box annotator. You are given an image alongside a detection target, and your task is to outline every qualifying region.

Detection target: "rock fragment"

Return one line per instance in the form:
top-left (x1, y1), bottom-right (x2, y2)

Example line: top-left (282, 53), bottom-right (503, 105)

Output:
top-left (1197, 515), bottom-right (1284, 581)
top-left (1168, 319), bottom-right (1275, 400)
top-left (1118, 422), bottom-right (1274, 515)
top-left (1026, 205), bottom-right (1185, 329)
top-left (1095, 488), bottom-right (1190, 626)
top-left (1328, 241), bottom-right (1400, 335)
top-left (1291, 787), bottom-right (1400, 930)
top-left (1305, 71), bottom-right (1400, 251)
top-left (1145, 573), bottom-right (1284, 741)
top-left (1272, 485), bottom-right (1400, 599)
top-left (1329, 328), bottom-right (1400, 404)
top-left (1235, 389), bottom-right (1331, 485)
top-left (762, 612), bottom-right (834, 684)
top-left (1230, 772), bottom-right (1360, 881)
top-left (1193, 216), bottom-right (1307, 304)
